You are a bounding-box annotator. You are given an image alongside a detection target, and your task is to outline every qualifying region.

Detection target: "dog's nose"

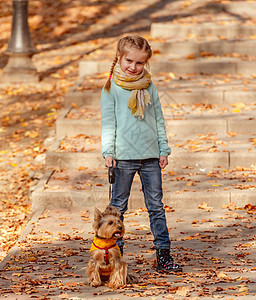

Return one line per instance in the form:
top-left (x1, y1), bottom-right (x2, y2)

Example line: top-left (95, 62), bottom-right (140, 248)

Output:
top-left (118, 226), bottom-right (123, 231)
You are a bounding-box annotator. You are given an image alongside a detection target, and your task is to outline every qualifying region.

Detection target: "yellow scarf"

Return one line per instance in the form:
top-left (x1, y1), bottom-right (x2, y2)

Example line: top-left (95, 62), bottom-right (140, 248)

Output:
top-left (113, 64), bottom-right (152, 120)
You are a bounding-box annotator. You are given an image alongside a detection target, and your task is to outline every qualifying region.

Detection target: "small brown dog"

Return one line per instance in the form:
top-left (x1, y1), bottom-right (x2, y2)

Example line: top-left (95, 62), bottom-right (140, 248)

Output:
top-left (87, 205), bottom-right (127, 288)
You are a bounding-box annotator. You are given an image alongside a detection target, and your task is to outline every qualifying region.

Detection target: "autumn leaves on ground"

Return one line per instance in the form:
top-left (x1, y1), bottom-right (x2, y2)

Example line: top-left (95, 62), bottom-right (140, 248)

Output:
top-left (0, 0), bottom-right (118, 262)
top-left (1, 1), bottom-right (256, 298)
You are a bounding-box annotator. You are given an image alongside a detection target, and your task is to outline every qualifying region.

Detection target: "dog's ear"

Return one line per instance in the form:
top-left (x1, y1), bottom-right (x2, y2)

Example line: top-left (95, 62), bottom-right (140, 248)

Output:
top-left (103, 205), bottom-right (112, 215)
top-left (104, 205), bottom-right (121, 217)
top-left (94, 208), bottom-right (102, 222)
top-left (111, 206), bottom-right (121, 217)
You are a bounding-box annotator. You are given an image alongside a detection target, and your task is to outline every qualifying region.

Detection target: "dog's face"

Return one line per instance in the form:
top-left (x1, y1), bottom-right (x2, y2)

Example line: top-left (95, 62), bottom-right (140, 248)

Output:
top-left (93, 206), bottom-right (124, 240)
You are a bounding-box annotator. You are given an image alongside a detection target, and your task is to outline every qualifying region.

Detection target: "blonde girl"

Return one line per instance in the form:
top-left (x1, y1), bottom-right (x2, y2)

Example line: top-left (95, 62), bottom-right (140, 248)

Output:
top-left (101, 35), bottom-right (182, 273)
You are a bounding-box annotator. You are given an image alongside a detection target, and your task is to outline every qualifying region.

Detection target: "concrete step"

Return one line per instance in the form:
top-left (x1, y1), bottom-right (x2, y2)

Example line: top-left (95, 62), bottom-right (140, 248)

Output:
top-left (56, 104), bottom-right (256, 138)
top-left (224, 1), bottom-right (256, 18)
top-left (56, 106), bottom-right (101, 137)
top-left (46, 135), bottom-right (103, 169)
top-left (79, 57), bottom-right (256, 78)
top-left (65, 74), bottom-right (256, 107)
top-left (31, 167), bottom-right (256, 213)
top-left (151, 39), bottom-right (256, 57)
top-left (151, 22), bottom-right (256, 40)
top-left (46, 132), bottom-right (256, 171)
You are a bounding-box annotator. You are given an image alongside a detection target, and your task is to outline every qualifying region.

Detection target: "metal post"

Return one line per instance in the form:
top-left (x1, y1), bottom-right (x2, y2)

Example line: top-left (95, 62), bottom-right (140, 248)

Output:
top-left (1, 0), bottom-right (38, 82)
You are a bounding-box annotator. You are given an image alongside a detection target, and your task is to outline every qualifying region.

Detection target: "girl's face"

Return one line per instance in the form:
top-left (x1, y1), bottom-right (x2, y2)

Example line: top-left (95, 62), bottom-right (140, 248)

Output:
top-left (118, 48), bottom-right (148, 76)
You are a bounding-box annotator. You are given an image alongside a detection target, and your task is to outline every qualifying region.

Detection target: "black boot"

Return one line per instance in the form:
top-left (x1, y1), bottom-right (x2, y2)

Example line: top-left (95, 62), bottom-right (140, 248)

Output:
top-left (156, 249), bottom-right (182, 273)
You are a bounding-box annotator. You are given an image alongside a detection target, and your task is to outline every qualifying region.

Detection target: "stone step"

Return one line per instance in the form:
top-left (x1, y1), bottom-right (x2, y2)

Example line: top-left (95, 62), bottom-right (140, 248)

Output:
top-left (79, 58), bottom-right (256, 78)
top-left (66, 88), bottom-right (256, 108)
top-left (56, 106), bottom-right (101, 137)
top-left (224, 1), bottom-right (256, 18)
top-left (31, 167), bottom-right (256, 213)
top-left (46, 135), bottom-right (103, 169)
top-left (65, 74), bottom-right (256, 107)
top-left (56, 104), bottom-right (256, 138)
top-left (151, 39), bottom-right (256, 57)
top-left (46, 132), bottom-right (256, 171)
top-left (151, 22), bottom-right (256, 40)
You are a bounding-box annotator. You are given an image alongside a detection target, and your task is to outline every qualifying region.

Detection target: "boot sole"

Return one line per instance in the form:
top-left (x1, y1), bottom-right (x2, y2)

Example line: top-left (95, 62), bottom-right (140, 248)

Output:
top-left (156, 266), bottom-right (183, 274)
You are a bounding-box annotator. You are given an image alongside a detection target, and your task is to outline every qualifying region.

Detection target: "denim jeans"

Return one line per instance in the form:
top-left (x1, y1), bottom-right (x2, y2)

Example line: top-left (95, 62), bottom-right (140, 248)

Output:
top-left (110, 158), bottom-right (171, 249)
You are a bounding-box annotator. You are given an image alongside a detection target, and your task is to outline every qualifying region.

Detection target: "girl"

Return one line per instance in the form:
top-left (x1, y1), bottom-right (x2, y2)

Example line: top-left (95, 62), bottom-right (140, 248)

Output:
top-left (100, 35), bottom-right (182, 273)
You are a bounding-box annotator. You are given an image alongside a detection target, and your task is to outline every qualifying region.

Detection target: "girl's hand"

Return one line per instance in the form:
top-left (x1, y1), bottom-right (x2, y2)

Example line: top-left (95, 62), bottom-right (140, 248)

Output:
top-left (159, 155), bottom-right (168, 169)
top-left (105, 156), bottom-right (116, 168)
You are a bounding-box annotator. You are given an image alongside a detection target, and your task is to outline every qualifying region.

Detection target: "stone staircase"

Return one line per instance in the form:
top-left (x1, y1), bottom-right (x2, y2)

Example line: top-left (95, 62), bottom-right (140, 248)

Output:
top-left (31, 2), bottom-right (256, 214)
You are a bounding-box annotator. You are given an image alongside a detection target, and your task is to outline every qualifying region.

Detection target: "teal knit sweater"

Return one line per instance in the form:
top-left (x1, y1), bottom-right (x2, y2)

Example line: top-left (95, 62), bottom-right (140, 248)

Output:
top-left (101, 81), bottom-right (171, 160)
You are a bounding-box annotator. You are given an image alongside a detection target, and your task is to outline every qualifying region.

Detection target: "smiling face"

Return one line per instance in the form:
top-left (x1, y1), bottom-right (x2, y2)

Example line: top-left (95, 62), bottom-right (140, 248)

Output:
top-left (118, 47), bottom-right (148, 76)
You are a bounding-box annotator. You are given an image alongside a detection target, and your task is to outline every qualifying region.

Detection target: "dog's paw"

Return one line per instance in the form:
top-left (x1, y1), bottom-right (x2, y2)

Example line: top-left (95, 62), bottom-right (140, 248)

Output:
top-left (89, 281), bottom-right (101, 287)
top-left (127, 273), bottom-right (139, 284)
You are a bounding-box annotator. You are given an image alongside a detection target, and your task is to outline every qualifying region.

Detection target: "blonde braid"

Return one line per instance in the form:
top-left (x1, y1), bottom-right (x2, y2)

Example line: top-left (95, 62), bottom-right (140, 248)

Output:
top-left (104, 55), bottom-right (118, 92)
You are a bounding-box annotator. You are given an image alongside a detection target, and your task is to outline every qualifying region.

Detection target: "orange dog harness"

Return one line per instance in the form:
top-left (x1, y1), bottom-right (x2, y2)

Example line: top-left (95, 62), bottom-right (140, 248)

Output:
top-left (90, 236), bottom-right (121, 265)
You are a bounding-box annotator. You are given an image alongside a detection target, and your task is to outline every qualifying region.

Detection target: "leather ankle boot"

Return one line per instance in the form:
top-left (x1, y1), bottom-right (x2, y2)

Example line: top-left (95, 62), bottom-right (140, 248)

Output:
top-left (156, 249), bottom-right (182, 272)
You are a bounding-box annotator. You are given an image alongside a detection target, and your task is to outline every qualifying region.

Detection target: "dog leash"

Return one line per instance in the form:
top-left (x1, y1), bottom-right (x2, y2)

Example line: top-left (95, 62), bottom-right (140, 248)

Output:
top-left (109, 184), bottom-right (111, 202)
top-left (108, 166), bottom-right (115, 202)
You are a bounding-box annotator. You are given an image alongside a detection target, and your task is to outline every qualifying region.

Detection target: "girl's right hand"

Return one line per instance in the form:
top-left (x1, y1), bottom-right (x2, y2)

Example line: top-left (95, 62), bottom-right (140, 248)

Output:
top-left (105, 156), bottom-right (116, 168)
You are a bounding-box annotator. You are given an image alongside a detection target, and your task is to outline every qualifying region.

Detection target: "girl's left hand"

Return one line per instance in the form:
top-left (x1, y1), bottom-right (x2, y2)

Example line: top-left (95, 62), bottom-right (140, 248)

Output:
top-left (159, 155), bottom-right (168, 169)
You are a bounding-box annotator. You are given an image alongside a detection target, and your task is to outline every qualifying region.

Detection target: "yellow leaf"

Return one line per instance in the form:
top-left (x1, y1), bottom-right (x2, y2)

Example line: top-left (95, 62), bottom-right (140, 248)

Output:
top-left (217, 272), bottom-right (228, 279)
top-left (47, 111), bottom-right (56, 117)
top-left (24, 149), bottom-right (33, 155)
top-left (1, 150), bottom-right (9, 154)
top-left (169, 72), bottom-right (176, 79)
top-left (232, 102), bottom-right (246, 109)
top-left (51, 73), bottom-right (61, 78)
top-left (198, 201), bottom-right (213, 212)
top-left (238, 285), bottom-right (248, 293)
top-left (25, 130), bottom-right (39, 138)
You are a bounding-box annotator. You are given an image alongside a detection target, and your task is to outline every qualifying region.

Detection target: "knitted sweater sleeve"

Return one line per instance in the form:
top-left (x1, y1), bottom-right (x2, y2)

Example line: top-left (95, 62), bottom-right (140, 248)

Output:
top-left (101, 88), bottom-right (116, 159)
top-left (151, 84), bottom-right (171, 157)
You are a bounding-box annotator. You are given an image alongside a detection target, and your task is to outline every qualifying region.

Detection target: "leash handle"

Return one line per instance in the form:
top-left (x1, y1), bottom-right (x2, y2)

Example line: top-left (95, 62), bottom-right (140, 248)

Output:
top-left (108, 166), bottom-right (115, 202)
top-left (108, 166), bottom-right (115, 184)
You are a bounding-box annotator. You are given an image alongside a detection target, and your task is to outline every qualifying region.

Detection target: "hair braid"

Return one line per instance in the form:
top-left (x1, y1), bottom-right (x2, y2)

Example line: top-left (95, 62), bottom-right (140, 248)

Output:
top-left (104, 55), bottom-right (118, 92)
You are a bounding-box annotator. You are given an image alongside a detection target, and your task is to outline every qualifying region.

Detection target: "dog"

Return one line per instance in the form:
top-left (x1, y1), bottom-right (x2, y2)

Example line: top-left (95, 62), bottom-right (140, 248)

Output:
top-left (86, 205), bottom-right (128, 288)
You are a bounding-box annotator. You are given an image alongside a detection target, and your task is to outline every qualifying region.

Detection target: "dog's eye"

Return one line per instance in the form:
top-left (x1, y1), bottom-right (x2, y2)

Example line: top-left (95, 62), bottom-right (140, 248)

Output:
top-left (108, 221), bottom-right (113, 225)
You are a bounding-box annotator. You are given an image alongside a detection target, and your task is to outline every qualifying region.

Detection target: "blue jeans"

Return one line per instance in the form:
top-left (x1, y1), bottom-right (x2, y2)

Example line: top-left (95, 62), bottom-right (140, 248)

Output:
top-left (110, 158), bottom-right (171, 249)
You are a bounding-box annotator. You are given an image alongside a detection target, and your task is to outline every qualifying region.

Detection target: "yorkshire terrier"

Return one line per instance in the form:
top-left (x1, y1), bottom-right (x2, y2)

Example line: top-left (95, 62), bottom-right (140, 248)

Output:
top-left (86, 205), bottom-right (129, 288)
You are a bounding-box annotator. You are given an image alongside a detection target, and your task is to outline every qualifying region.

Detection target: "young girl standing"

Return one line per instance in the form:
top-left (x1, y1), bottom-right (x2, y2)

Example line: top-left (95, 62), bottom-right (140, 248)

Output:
top-left (101, 35), bottom-right (182, 273)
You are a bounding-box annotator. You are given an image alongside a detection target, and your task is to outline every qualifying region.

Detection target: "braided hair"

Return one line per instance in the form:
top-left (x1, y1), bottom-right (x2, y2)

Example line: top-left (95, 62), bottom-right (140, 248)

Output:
top-left (104, 35), bottom-right (152, 92)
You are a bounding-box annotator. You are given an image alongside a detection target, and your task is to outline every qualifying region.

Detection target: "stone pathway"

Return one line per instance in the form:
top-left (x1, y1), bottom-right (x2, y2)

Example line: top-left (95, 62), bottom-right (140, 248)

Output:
top-left (0, 206), bottom-right (255, 299)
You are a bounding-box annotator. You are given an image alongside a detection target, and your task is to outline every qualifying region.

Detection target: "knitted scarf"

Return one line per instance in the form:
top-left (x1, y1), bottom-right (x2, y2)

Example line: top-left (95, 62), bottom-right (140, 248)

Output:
top-left (113, 64), bottom-right (152, 120)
